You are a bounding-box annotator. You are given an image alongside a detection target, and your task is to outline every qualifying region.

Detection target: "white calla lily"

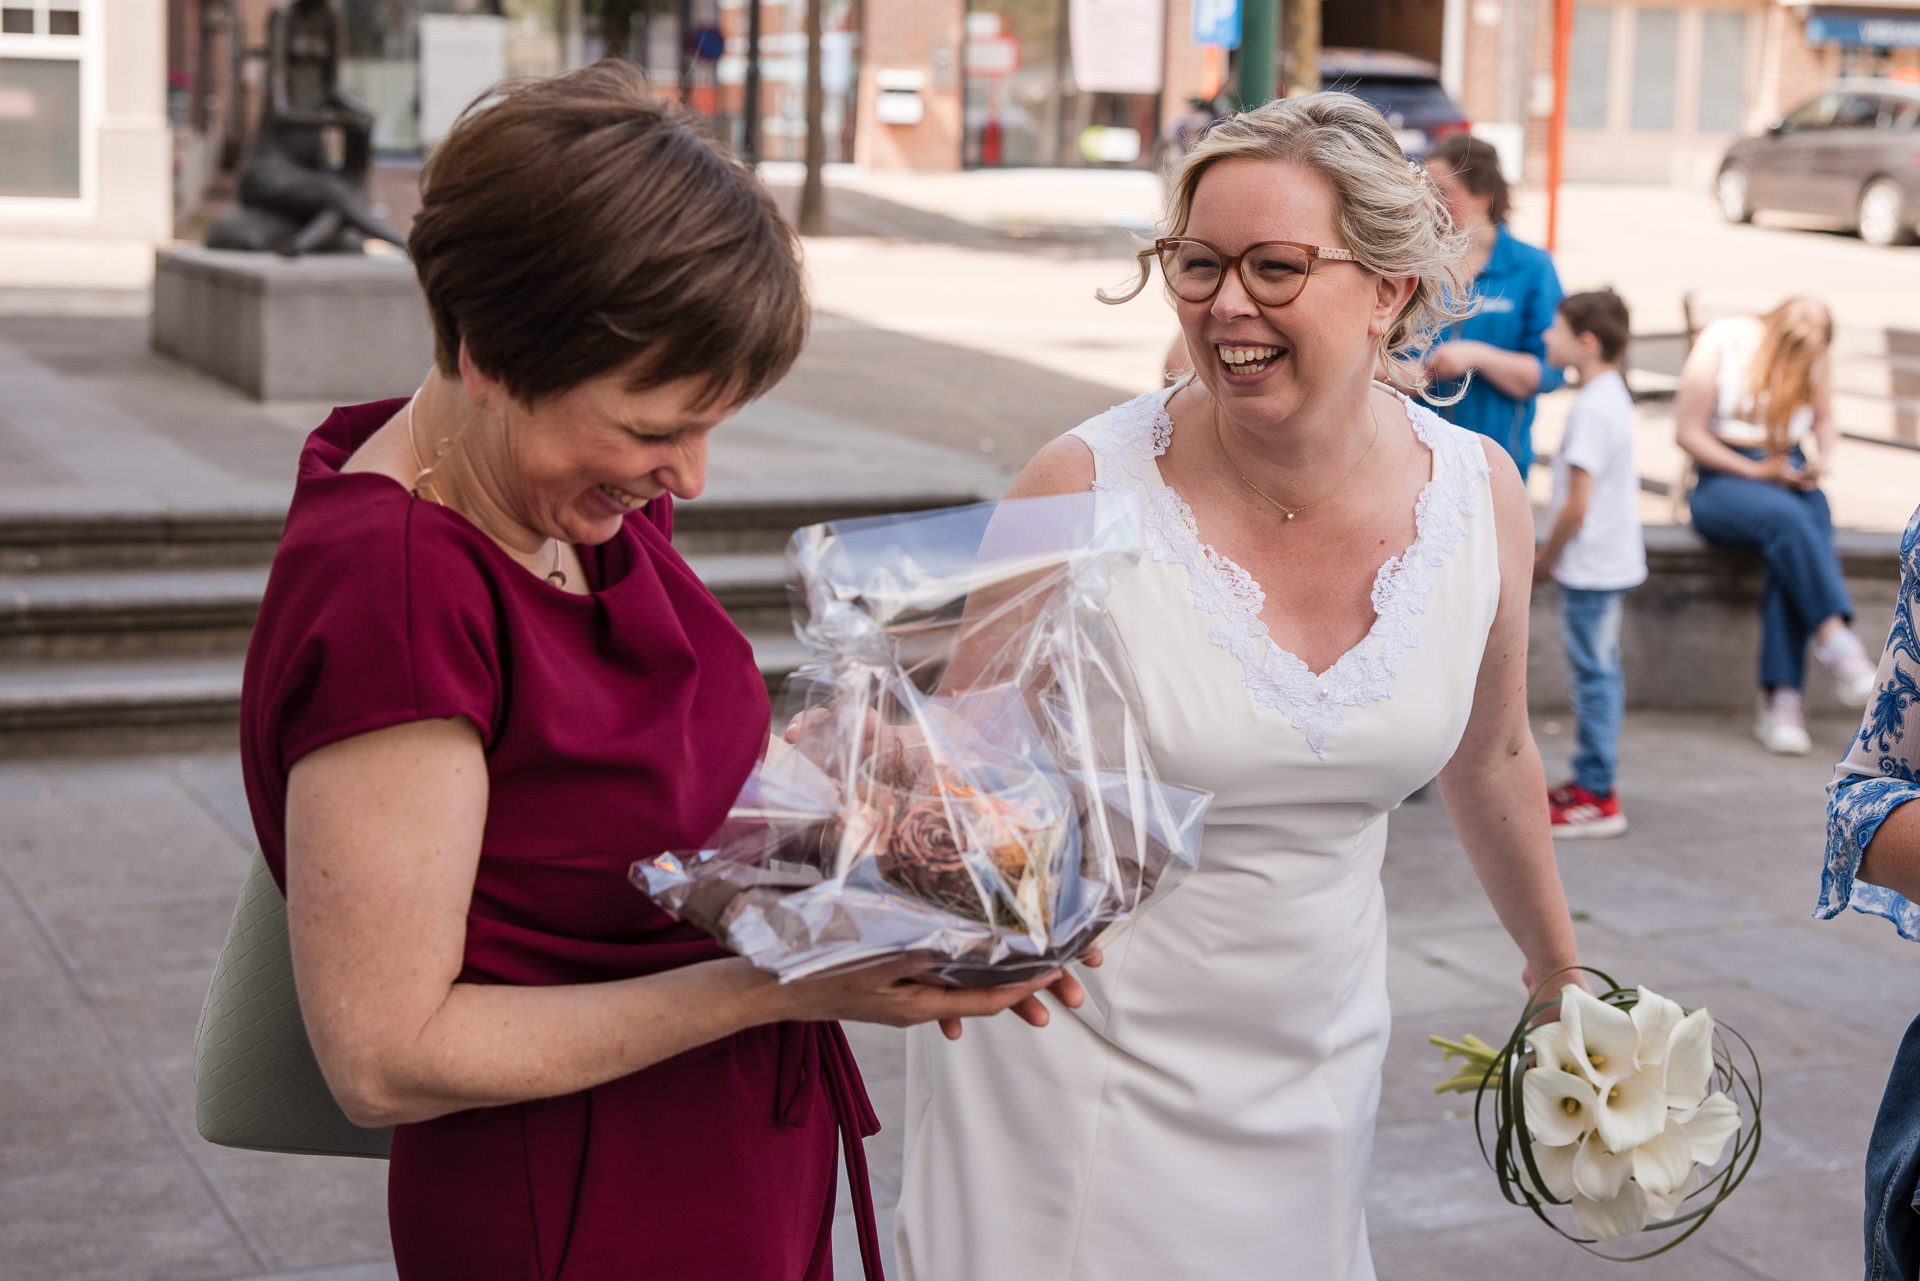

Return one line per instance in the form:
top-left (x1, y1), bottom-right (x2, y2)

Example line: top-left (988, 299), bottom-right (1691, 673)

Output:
top-left (1662, 1008), bottom-right (1716, 1109)
top-left (1523, 1066), bottom-right (1600, 1146)
top-left (1572, 1131), bottom-right (1634, 1200)
top-left (1571, 1179), bottom-right (1652, 1241)
top-left (1630, 988), bottom-right (1684, 1073)
top-left (1592, 1068), bottom-right (1669, 1153)
top-left (1675, 1091), bottom-right (1741, 1166)
top-left (1522, 1137), bottom-right (1578, 1202)
top-left (1629, 1117), bottom-right (1695, 1197)
top-left (1641, 1166), bottom-right (1705, 1225)
top-left (1560, 985), bottom-right (1641, 1090)
top-left (1527, 1020), bottom-right (1578, 1071)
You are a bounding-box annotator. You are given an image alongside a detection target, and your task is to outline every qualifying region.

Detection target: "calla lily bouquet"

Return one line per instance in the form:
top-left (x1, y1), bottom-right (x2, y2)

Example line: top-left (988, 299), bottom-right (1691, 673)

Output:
top-left (1431, 969), bottom-right (1762, 1259)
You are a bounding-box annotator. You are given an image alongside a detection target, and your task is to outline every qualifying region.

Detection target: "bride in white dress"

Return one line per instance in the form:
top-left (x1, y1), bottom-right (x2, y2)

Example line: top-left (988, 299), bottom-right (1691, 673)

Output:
top-left (894, 95), bottom-right (1584, 1281)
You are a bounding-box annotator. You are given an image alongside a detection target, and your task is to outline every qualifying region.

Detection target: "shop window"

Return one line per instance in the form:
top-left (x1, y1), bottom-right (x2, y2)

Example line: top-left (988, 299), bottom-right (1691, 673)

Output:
top-left (1695, 10), bottom-right (1746, 133)
top-left (1629, 8), bottom-right (1679, 131)
top-left (0, 55), bottom-right (81, 198)
top-left (1567, 6), bottom-right (1611, 129)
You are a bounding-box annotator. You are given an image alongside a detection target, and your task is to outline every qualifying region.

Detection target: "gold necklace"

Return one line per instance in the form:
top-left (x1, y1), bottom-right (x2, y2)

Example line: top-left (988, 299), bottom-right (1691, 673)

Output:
top-left (403, 395), bottom-right (568, 588)
top-left (1215, 396), bottom-right (1381, 522)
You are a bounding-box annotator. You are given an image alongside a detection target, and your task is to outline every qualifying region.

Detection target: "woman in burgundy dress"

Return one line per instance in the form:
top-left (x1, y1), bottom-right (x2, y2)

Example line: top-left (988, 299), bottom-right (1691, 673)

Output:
top-left (239, 61), bottom-right (1077, 1280)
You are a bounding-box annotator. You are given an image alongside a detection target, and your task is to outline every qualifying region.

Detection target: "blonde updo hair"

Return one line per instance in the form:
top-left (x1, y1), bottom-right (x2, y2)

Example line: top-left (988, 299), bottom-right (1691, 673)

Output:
top-left (1104, 93), bottom-right (1475, 399)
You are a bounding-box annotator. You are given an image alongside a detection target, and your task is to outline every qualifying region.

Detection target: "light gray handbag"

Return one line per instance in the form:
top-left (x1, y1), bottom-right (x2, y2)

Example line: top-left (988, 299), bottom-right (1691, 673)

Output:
top-left (193, 851), bottom-right (393, 1158)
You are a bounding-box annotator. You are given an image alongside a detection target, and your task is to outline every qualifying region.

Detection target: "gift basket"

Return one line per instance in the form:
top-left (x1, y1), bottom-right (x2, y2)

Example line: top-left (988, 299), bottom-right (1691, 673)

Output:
top-left (633, 492), bottom-right (1211, 986)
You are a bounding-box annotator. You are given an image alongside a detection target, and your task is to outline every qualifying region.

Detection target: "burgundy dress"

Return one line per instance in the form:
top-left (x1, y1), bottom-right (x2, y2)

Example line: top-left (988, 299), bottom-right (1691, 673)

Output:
top-left (240, 400), bottom-right (882, 1281)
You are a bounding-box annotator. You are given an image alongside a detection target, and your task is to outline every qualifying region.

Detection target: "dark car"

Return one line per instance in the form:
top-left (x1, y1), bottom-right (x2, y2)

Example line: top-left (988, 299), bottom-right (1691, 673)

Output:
top-left (1716, 78), bottom-right (1920, 247)
top-left (1319, 48), bottom-right (1471, 159)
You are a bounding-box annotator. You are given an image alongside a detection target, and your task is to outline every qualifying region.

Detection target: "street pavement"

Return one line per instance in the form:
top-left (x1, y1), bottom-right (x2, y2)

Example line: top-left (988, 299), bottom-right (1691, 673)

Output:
top-left (3, 166), bottom-right (1919, 1277)
top-left (0, 712), bottom-right (1898, 1280)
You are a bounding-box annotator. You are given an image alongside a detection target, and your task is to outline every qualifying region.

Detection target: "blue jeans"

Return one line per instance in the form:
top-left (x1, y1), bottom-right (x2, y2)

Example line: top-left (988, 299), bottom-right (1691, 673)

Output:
top-left (1689, 449), bottom-right (1855, 691)
top-left (1866, 1013), bottom-right (1920, 1280)
top-left (1560, 587), bottom-right (1626, 797)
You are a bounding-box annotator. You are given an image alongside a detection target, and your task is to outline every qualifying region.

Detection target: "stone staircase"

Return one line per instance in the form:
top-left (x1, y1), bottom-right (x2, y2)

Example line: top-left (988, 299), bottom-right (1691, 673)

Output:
top-left (0, 490), bottom-right (984, 744)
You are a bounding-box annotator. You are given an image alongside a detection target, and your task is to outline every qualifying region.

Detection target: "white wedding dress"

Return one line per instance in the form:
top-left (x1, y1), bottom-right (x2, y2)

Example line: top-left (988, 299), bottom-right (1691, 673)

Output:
top-left (893, 383), bottom-right (1501, 1281)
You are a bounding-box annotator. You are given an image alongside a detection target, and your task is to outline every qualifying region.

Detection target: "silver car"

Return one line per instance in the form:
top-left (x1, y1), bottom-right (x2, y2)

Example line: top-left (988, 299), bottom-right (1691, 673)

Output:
top-left (1716, 78), bottom-right (1920, 247)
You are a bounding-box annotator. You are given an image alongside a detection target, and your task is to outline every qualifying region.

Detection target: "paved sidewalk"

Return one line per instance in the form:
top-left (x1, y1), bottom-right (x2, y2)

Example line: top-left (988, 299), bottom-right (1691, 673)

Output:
top-left (0, 710), bottom-right (1904, 1279)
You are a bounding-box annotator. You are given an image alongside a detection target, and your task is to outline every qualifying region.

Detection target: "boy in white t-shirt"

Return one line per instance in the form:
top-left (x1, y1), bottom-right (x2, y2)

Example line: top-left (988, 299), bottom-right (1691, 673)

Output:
top-left (1536, 289), bottom-right (1645, 838)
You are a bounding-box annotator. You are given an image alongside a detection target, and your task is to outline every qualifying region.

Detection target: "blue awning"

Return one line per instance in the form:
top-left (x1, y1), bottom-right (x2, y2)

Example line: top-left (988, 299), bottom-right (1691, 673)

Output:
top-left (1806, 8), bottom-right (1920, 47)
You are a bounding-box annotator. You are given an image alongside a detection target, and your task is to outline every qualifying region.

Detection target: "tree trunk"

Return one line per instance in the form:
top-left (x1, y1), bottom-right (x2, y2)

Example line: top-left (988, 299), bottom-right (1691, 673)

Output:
top-left (797, 0), bottom-right (827, 235)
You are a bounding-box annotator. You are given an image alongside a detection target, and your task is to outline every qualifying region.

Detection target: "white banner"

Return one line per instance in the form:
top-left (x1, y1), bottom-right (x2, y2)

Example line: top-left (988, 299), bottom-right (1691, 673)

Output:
top-left (418, 15), bottom-right (507, 146)
top-left (1069, 0), bottom-right (1166, 95)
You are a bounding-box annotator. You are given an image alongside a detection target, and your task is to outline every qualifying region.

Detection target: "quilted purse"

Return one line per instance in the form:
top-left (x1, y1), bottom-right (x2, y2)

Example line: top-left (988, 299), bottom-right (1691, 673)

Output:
top-left (193, 851), bottom-right (393, 1158)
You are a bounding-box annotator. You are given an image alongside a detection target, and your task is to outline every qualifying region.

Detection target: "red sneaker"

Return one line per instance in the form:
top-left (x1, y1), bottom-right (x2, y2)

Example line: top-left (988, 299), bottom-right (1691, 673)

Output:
top-left (1549, 784), bottom-right (1626, 839)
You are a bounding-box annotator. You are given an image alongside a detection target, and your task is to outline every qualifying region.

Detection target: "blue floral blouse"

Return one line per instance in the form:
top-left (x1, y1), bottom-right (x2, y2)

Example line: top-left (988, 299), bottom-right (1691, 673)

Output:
top-left (1821, 502), bottom-right (1920, 940)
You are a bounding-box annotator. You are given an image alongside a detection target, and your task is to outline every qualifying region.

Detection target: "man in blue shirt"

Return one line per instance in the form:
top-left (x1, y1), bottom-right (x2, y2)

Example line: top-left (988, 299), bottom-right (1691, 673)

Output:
top-left (1423, 136), bottom-right (1566, 478)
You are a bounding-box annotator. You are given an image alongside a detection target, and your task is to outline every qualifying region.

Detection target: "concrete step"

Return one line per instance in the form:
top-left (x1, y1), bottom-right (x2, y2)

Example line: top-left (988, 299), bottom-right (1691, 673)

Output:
top-left (0, 507), bottom-right (286, 572)
top-left (0, 634), bottom-right (814, 736)
top-left (0, 567), bottom-right (268, 657)
top-left (0, 656), bottom-right (246, 732)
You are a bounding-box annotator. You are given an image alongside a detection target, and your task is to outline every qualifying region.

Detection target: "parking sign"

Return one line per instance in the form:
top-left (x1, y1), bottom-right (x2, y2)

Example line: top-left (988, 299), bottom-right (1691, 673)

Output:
top-left (1192, 0), bottom-right (1240, 49)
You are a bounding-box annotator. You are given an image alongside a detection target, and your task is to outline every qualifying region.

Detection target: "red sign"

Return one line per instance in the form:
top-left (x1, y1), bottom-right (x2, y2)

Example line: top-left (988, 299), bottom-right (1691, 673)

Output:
top-left (965, 35), bottom-right (1021, 78)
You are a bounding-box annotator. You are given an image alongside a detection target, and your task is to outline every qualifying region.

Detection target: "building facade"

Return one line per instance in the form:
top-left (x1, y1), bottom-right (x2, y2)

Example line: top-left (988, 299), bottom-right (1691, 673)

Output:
top-left (0, 0), bottom-right (171, 287)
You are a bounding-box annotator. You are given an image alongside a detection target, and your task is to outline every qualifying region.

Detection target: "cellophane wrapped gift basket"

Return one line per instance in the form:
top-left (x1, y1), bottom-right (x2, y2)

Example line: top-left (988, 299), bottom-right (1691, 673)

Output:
top-left (635, 492), bottom-right (1211, 986)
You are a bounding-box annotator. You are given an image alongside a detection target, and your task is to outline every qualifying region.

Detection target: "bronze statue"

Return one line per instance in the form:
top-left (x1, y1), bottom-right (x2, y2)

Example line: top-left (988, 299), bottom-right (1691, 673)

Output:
top-left (207, 0), bottom-right (406, 255)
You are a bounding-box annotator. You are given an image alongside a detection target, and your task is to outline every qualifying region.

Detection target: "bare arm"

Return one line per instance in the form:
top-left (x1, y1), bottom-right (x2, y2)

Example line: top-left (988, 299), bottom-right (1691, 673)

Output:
top-left (287, 719), bottom-right (1063, 1127)
top-left (1673, 336), bottom-right (1794, 481)
top-left (1533, 465), bottom-right (1593, 585)
top-left (1437, 442), bottom-right (1582, 992)
top-left (1430, 341), bottom-right (1543, 400)
top-left (1804, 359), bottom-right (1839, 478)
top-left (1860, 801), bottom-right (1920, 902)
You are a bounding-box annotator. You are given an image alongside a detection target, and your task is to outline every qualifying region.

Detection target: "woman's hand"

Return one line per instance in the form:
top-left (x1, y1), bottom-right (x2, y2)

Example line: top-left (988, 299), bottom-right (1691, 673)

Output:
top-left (1424, 340), bottom-right (1479, 381)
top-left (1750, 452), bottom-right (1809, 490)
top-left (779, 949), bottom-right (1099, 1038)
top-left (934, 943), bottom-right (1104, 1041)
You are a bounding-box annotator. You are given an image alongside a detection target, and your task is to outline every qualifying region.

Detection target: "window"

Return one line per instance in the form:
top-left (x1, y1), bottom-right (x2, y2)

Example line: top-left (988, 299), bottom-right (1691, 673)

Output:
top-left (46, 7), bottom-right (74, 34)
top-left (1834, 93), bottom-right (1882, 128)
top-left (1890, 97), bottom-right (1920, 129)
top-left (1630, 8), bottom-right (1680, 131)
top-left (0, 55), bottom-right (80, 197)
top-left (1779, 92), bottom-right (1840, 133)
top-left (1568, 6), bottom-right (1612, 129)
top-left (1696, 10), bottom-right (1747, 133)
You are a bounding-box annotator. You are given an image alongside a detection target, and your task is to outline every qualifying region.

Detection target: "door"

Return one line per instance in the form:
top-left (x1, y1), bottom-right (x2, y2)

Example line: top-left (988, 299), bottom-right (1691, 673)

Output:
top-left (1807, 92), bottom-right (1886, 217)
top-left (1748, 91), bottom-right (1840, 212)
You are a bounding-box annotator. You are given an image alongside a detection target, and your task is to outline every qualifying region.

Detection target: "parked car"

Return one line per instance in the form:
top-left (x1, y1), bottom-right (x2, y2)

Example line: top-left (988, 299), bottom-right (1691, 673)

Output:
top-left (1716, 78), bottom-right (1920, 247)
top-left (1319, 48), bottom-right (1471, 159)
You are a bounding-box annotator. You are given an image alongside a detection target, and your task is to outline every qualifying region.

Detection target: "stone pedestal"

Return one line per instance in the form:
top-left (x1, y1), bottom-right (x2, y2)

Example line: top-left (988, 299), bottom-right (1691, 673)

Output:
top-left (150, 247), bottom-right (432, 401)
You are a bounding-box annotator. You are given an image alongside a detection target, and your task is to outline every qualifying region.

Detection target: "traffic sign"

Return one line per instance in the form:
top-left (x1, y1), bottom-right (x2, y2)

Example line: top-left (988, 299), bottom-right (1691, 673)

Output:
top-left (1193, 0), bottom-right (1241, 50)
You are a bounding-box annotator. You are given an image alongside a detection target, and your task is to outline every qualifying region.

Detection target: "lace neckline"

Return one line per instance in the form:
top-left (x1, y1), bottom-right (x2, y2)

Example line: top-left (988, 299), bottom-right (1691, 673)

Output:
top-left (1079, 383), bottom-right (1490, 760)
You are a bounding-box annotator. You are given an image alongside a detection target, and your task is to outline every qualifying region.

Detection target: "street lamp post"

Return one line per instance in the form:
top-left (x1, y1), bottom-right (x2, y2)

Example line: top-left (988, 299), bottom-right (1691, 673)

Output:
top-left (1546, 0), bottom-right (1571, 252)
top-left (1237, 0), bottom-right (1277, 110)
top-left (742, 0), bottom-right (761, 162)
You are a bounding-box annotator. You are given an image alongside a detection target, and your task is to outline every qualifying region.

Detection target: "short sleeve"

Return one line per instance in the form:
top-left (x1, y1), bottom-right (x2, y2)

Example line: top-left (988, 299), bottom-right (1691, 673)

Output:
top-left (1819, 503), bottom-right (1920, 940)
top-left (1557, 389), bottom-right (1620, 477)
top-left (247, 493), bottom-right (503, 778)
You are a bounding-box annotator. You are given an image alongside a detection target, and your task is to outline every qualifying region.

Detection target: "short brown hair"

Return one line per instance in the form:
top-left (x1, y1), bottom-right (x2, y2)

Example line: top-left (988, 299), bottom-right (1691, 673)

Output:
top-left (1425, 135), bottom-right (1509, 226)
top-left (408, 59), bottom-right (806, 409)
top-left (1560, 289), bottom-right (1632, 363)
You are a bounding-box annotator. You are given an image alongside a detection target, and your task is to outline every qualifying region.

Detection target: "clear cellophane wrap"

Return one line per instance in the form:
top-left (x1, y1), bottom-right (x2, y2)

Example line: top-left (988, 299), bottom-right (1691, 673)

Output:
top-left (633, 492), bottom-right (1211, 986)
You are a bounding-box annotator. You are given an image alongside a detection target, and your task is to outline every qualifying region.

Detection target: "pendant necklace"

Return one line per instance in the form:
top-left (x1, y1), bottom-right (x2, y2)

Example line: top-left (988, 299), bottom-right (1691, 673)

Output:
top-left (404, 395), bottom-right (568, 588)
top-left (1216, 397), bottom-right (1382, 522)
